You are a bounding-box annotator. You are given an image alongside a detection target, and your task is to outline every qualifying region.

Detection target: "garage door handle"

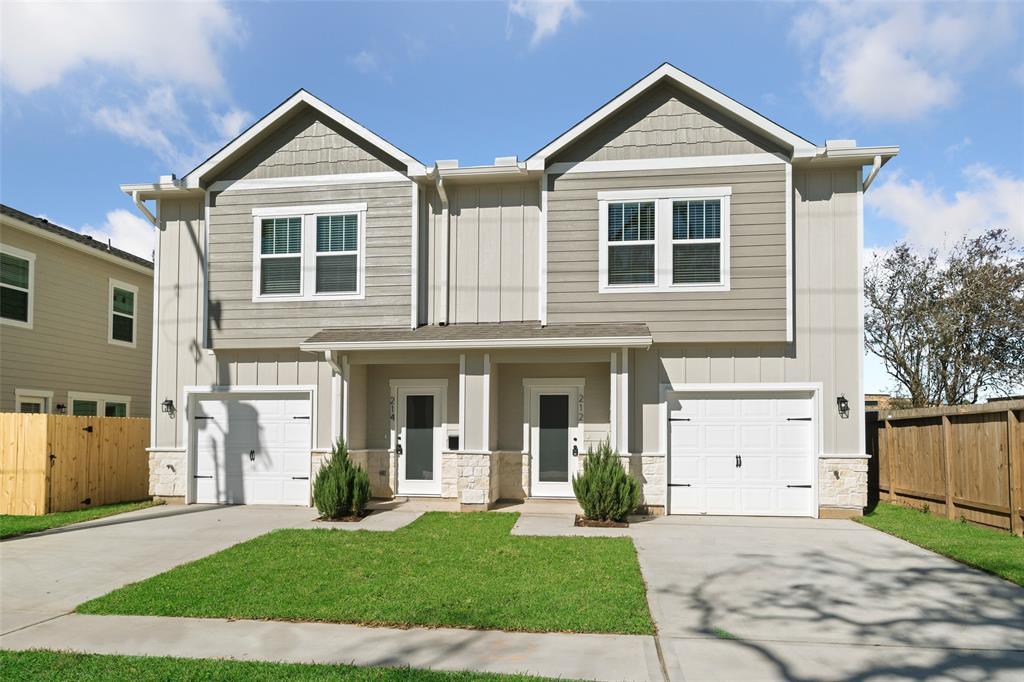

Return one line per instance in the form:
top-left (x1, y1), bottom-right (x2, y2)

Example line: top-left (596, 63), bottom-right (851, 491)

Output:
top-left (786, 484), bottom-right (812, 488)
top-left (194, 416), bottom-right (213, 420)
top-left (669, 417), bottom-right (691, 422)
top-left (194, 475), bottom-right (213, 479)
top-left (293, 416), bottom-right (310, 420)
top-left (668, 483), bottom-right (691, 487)
top-left (292, 476), bottom-right (309, 480)
top-left (786, 417), bottom-right (812, 421)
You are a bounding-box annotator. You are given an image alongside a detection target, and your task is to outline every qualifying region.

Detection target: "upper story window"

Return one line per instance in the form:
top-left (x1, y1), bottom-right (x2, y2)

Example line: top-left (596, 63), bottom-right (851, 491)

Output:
top-left (252, 203), bottom-right (367, 302)
top-left (598, 187), bottom-right (730, 293)
top-left (0, 244), bottom-right (35, 328)
top-left (108, 279), bottom-right (138, 347)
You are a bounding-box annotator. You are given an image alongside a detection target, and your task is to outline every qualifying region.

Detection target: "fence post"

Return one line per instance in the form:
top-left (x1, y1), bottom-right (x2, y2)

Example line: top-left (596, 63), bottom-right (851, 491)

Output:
top-left (941, 415), bottom-right (956, 520)
top-left (884, 419), bottom-right (895, 501)
top-left (1008, 409), bottom-right (1023, 537)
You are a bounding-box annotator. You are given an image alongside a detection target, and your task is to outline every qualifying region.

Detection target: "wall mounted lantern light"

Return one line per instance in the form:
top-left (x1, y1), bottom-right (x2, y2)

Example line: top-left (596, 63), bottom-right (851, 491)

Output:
top-left (55, 403), bottom-right (67, 414)
top-left (161, 399), bottom-right (176, 417)
top-left (836, 394), bottom-right (850, 419)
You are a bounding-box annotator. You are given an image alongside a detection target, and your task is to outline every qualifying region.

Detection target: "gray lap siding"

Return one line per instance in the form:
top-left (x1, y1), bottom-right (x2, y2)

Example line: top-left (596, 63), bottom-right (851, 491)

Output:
top-left (207, 181), bottom-right (413, 348)
top-left (546, 163), bottom-right (788, 343)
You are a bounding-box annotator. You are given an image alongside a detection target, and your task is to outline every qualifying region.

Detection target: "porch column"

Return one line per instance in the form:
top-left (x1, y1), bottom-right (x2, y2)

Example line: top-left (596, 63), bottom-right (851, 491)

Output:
top-left (456, 351), bottom-right (495, 508)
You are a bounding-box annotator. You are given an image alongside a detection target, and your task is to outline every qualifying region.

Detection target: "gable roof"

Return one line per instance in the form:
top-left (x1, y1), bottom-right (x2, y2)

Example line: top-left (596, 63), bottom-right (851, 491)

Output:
top-left (1, 204), bottom-right (153, 273)
top-left (182, 90), bottom-right (426, 188)
top-left (525, 63), bottom-right (818, 171)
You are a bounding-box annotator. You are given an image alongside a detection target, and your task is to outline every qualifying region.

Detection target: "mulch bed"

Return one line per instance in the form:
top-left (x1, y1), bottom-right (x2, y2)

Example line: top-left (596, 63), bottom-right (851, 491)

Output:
top-left (314, 512), bottom-right (373, 523)
top-left (575, 515), bottom-right (628, 528)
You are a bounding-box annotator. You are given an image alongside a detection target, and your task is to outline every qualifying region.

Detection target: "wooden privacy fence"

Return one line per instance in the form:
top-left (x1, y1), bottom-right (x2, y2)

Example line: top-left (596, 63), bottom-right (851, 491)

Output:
top-left (0, 414), bottom-right (150, 515)
top-left (867, 400), bottom-right (1024, 536)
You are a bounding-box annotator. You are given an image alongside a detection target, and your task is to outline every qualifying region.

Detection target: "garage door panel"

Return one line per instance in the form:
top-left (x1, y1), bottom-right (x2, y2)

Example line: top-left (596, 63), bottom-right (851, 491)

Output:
top-left (669, 390), bottom-right (815, 517)
top-left (194, 393), bottom-right (311, 506)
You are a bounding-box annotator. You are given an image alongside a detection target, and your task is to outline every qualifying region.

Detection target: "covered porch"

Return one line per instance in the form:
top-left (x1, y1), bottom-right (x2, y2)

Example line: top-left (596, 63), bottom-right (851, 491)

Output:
top-left (300, 322), bottom-right (652, 509)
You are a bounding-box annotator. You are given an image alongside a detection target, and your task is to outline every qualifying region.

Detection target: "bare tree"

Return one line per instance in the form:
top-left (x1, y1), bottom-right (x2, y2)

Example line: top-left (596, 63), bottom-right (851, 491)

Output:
top-left (865, 229), bottom-right (1024, 406)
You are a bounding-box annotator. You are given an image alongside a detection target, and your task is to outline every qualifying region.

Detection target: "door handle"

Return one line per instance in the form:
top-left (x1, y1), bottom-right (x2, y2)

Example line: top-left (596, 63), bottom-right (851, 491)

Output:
top-left (248, 450), bottom-right (255, 462)
top-left (396, 435), bottom-right (403, 456)
top-left (571, 437), bottom-right (579, 457)
top-left (735, 454), bottom-right (742, 468)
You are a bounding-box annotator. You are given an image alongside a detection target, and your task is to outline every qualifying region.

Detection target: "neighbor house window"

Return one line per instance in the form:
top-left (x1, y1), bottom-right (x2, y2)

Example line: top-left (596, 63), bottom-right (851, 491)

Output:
top-left (598, 187), bottom-right (731, 293)
top-left (252, 203), bottom-right (366, 301)
top-left (108, 279), bottom-right (138, 347)
top-left (68, 392), bottom-right (130, 417)
top-left (0, 244), bottom-right (35, 328)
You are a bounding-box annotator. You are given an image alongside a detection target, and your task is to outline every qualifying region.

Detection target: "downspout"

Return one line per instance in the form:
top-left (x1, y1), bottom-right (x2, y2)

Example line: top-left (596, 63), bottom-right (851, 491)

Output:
top-left (434, 171), bottom-right (451, 326)
top-left (132, 191), bottom-right (158, 226)
top-left (861, 155), bottom-right (882, 192)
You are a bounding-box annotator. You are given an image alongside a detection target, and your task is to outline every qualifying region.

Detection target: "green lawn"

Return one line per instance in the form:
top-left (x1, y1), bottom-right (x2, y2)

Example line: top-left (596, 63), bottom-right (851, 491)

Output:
top-left (0, 500), bottom-right (162, 539)
top-left (0, 650), bottom-right (570, 682)
top-left (79, 512), bottom-right (653, 634)
top-left (857, 502), bottom-right (1024, 587)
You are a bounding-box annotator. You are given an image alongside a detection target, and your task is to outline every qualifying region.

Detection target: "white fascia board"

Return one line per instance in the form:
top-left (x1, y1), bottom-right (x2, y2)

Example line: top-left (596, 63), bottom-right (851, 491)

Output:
top-left (527, 64), bottom-right (816, 167)
top-left (549, 152), bottom-right (787, 176)
top-left (1, 216), bottom-right (153, 276)
top-left (182, 90), bottom-right (425, 188)
top-left (299, 335), bottom-right (654, 352)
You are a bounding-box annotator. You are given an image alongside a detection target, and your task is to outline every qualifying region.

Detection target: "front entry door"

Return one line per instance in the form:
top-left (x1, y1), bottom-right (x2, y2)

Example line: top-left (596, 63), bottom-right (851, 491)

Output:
top-left (397, 388), bottom-right (442, 495)
top-left (530, 388), bottom-right (581, 497)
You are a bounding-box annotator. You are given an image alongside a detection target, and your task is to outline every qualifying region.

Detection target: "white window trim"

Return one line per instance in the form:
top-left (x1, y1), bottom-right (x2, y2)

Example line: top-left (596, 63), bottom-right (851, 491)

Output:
top-left (68, 391), bottom-right (132, 417)
top-left (598, 187), bottom-right (731, 294)
top-left (0, 242), bottom-right (35, 329)
top-left (251, 202), bottom-right (368, 303)
top-left (108, 278), bottom-right (139, 348)
top-left (15, 388), bottom-right (53, 414)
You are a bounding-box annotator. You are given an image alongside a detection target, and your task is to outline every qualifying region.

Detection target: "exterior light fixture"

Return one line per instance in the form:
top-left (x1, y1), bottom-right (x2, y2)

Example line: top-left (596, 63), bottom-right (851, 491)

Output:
top-left (55, 403), bottom-right (66, 414)
top-left (161, 399), bottom-right (176, 416)
top-left (836, 395), bottom-right (850, 419)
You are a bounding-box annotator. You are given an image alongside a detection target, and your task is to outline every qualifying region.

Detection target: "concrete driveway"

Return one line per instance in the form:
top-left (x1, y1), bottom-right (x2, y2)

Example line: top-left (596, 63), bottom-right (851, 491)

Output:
top-left (0, 504), bottom-right (325, 635)
top-left (631, 515), bottom-right (1024, 681)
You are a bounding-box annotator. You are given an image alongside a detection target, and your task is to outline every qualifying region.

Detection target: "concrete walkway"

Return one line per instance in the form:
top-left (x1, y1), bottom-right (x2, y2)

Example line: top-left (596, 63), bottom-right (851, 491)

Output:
top-left (0, 613), bottom-right (659, 682)
top-left (3, 503), bottom-right (1023, 680)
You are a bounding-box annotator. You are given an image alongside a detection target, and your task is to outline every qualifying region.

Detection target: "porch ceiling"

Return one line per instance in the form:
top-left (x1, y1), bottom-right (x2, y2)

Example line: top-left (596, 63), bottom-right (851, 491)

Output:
top-left (300, 322), bottom-right (652, 351)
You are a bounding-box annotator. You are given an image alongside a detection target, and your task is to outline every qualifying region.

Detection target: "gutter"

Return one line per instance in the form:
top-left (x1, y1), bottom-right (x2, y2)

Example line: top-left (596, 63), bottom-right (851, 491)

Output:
top-left (429, 165), bottom-right (452, 325)
top-left (131, 190), bottom-right (157, 226)
top-left (299, 335), bottom-right (654, 352)
top-left (861, 155), bottom-right (883, 192)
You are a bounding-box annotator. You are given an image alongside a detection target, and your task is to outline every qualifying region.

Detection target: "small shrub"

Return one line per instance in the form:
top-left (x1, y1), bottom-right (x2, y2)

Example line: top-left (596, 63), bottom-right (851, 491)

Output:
top-left (312, 440), bottom-right (371, 519)
top-left (920, 503), bottom-right (930, 515)
top-left (572, 440), bottom-right (640, 522)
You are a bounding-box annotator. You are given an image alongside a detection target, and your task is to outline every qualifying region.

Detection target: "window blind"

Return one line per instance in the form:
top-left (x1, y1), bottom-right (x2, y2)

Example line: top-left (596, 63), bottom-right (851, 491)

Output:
top-left (316, 214), bottom-right (358, 252)
top-left (609, 244), bottom-right (656, 285)
top-left (673, 243), bottom-right (721, 284)
top-left (0, 252), bottom-right (29, 322)
top-left (316, 254), bottom-right (358, 293)
top-left (260, 258), bottom-right (301, 294)
top-left (261, 217), bottom-right (301, 255)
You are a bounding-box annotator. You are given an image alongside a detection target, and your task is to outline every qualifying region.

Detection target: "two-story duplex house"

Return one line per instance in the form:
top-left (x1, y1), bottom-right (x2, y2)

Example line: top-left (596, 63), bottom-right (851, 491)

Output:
top-left (128, 64), bottom-right (896, 517)
top-left (1, 204), bottom-right (153, 416)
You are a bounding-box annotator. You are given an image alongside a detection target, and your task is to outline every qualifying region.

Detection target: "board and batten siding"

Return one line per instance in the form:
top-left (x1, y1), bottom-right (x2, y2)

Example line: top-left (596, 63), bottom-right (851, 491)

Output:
top-left (424, 181), bottom-right (540, 325)
top-left (630, 168), bottom-right (864, 458)
top-left (151, 200), bottom-right (336, 450)
top-left (218, 107), bottom-right (404, 182)
top-left (549, 82), bottom-right (784, 164)
top-left (206, 180), bottom-right (413, 347)
top-left (0, 223), bottom-right (152, 415)
top-left (546, 163), bottom-right (788, 342)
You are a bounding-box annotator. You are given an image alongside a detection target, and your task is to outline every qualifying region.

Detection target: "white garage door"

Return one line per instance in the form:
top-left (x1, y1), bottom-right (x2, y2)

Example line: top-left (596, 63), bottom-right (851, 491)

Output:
top-left (669, 391), bottom-right (816, 517)
top-left (193, 393), bottom-right (312, 505)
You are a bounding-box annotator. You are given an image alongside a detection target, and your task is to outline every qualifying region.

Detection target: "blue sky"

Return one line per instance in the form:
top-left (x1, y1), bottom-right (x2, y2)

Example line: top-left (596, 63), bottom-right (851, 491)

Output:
top-left (2, 1), bottom-right (1022, 393)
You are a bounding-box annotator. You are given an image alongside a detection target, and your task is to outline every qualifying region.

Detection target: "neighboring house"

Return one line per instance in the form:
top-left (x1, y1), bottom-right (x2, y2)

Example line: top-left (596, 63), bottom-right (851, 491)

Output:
top-left (127, 64), bottom-right (896, 518)
top-left (865, 393), bottom-right (893, 411)
top-left (0, 204), bottom-right (153, 417)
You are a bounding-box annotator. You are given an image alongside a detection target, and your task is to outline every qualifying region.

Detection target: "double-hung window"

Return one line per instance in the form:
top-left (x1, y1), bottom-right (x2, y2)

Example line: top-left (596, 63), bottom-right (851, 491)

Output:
top-left (0, 244), bottom-right (35, 328)
top-left (68, 392), bottom-right (130, 417)
top-left (108, 279), bottom-right (138, 346)
top-left (252, 203), bottom-right (366, 302)
top-left (598, 187), bottom-right (730, 292)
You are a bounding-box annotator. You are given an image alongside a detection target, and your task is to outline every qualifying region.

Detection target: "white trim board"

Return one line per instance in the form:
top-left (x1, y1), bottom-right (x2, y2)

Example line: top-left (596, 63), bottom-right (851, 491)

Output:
top-left (211, 171), bottom-right (410, 193)
top-left (549, 153), bottom-right (787, 176)
top-left (300, 335), bottom-right (653, 352)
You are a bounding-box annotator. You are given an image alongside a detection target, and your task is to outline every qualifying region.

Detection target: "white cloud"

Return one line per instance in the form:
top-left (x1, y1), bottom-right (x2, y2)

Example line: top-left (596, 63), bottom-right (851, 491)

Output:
top-left (944, 136), bottom-right (972, 157)
top-left (508, 0), bottom-right (582, 47)
top-left (792, 3), bottom-right (1017, 121)
top-left (212, 108), bottom-right (252, 140)
top-left (348, 50), bottom-right (382, 74)
top-left (867, 164), bottom-right (1024, 251)
top-left (0, 1), bottom-right (241, 93)
top-left (78, 209), bottom-right (157, 261)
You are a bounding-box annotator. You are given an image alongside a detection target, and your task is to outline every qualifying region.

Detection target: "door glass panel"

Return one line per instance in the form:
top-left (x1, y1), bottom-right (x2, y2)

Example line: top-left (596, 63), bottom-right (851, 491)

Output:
top-left (405, 394), bottom-right (434, 481)
top-left (538, 394), bottom-right (569, 482)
